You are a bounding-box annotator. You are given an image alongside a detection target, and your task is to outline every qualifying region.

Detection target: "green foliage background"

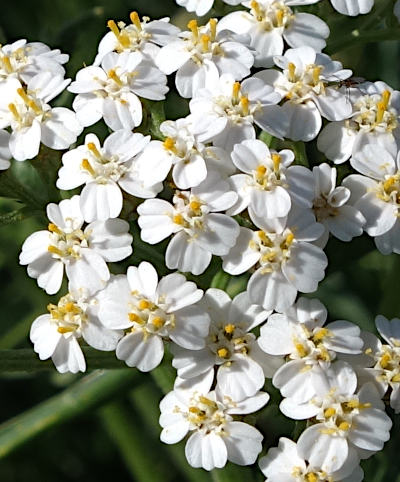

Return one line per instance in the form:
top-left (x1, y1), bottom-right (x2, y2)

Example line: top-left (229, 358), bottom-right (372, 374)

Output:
top-left (0, 0), bottom-right (399, 480)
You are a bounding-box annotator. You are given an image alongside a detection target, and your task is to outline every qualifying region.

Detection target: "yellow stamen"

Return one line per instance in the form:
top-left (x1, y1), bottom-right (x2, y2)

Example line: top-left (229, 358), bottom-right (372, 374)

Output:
top-left (324, 407), bottom-right (336, 418)
top-left (48, 223), bottom-right (62, 235)
top-left (380, 352), bottom-right (391, 369)
top-left (173, 214), bottom-right (184, 225)
top-left (392, 373), bottom-right (400, 383)
top-left (57, 326), bottom-right (75, 334)
top-left (138, 300), bottom-right (150, 310)
top-left (130, 11), bottom-right (142, 30)
top-left (129, 312), bottom-right (140, 322)
top-left (108, 68), bottom-right (123, 86)
top-left (312, 66), bottom-right (321, 85)
top-left (376, 101), bottom-right (386, 124)
top-left (163, 137), bottom-right (177, 154)
top-left (285, 232), bottom-right (294, 246)
top-left (250, 0), bottom-right (262, 19)
top-left (48, 245), bottom-right (64, 256)
top-left (64, 302), bottom-right (76, 312)
top-left (256, 165), bottom-right (266, 180)
top-left (201, 34), bottom-right (210, 53)
top-left (2, 56), bottom-right (12, 73)
top-left (81, 158), bottom-right (96, 177)
top-left (271, 153), bottom-right (281, 173)
top-left (261, 251), bottom-right (277, 263)
top-left (275, 9), bottom-right (284, 27)
top-left (313, 327), bottom-right (329, 341)
top-left (240, 96), bottom-right (249, 115)
top-left (338, 421), bottom-right (350, 431)
top-left (295, 343), bottom-right (307, 357)
top-left (187, 19), bottom-right (199, 41)
top-left (381, 89), bottom-right (391, 109)
top-left (189, 200), bottom-right (201, 211)
top-left (257, 230), bottom-right (272, 246)
top-left (383, 177), bottom-right (396, 193)
top-left (224, 324), bottom-right (235, 334)
top-left (8, 103), bottom-right (20, 121)
top-left (306, 473), bottom-right (318, 482)
top-left (232, 81), bottom-right (241, 103)
top-left (87, 142), bottom-right (102, 159)
top-left (17, 87), bottom-right (30, 104)
top-left (199, 396), bottom-right (217, 407)
top-left (217, 347), bottom-right (229, 358)
top-left (108, 19), bottom-right (121, 39)
top-left (152, 316), bottom-right (164, 328)
top-left (288, 62), bottom-right (296, 83)
top-left (345, 399), bottom-right (359, 409)
top-left (209, 18), bottom-right (217, 42)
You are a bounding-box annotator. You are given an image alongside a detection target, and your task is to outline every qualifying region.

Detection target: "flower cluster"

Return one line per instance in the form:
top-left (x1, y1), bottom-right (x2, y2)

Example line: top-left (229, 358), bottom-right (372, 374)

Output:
top-left (8, 0), bottom-right (400, 479)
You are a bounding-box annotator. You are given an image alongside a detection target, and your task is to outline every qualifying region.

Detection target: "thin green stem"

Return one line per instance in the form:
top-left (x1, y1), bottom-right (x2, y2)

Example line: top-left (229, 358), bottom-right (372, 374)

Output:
top-left (0, 369), bottom-right (142, 458)
top-left (0, 169), bottom-right (45, 208)
top-left (0, 347), bottom-right (127, 372)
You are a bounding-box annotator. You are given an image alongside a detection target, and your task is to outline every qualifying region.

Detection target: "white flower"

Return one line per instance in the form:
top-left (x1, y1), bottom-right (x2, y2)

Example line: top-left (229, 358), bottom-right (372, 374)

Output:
top-left (159, 373), bottom-right (268, 470)
top-left (329, 0), bottom-right (374, 16)
top-left (0, 73), bottom-right (82, 161)
top-left (30, 287), bottom-right (122, 373)
top-left (189, 70), bottom-right (288, 152)
top-left (281, 362), bottom-right (392, 473)
top-left (351, 316), bottom-right (400, 414)
top-left (57, 130), bottom-right (159, 222)
top-left (222, 210), bottom-right (327, 312)
top-left (175, 0), bottom-right (242, 17)
top-left (94, 12), bottom-right (180, 66)
top-left (69, 51), bottom-right (168, 131)
top-left (317, 82), bottom-right (400, 164)
top-left (97, 262), bottom-right (209, 371)
top-left (156, 18), bottom-right (254, 98)
top-left (138, 171), bottom-right (240, 275)
top-left (19, 195), bottom-right (133, 295)
top-left (0, 39), bottom-right (68, 83)
top-left (343, 146), bottom-right (400, 254)
top-left (259, 437), bottom-right (364, 482)
top-left (227, 139), bottom-right (314, 219)
top-left (172, 288), bottom-right (282, 401)
top-left (0, 130), bottom-right (12, 170)
top-left (218, 0), bottom-right (329, 67)
top-left (258, 297), bottom-right (364, 403)
top-left (136, 117), bottom-right (208, 189)
top-left (312, 163), bottom-right (365, 247)
top-left (256, 46), bottom-right (352, 141)
top-left (395, 0), bottom-right (400, 21)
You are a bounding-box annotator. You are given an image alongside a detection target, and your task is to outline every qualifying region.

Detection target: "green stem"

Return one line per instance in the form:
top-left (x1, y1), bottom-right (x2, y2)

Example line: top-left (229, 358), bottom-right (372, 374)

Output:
top-left (99, 400), bottom-right (166, 482)
top-left (327, 28), bottom-right (400, 54)
top-left (0, 369), bottom-right (142, 458)
top-left (0, 347), bottom-right (127, 372)
top-left (0, 169), bottom-right (44, 208)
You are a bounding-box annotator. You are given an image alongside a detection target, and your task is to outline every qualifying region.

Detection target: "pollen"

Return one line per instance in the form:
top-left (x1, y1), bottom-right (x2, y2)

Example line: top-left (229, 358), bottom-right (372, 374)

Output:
top-left (173, 214), bottom-right (185, 225)
top-left (2, 55), bottom-right (12, 73)
top-left (8, 103), bottom-right (21, 122)
top-left (380, 352), bottom-right (391, 369)
top-left (129, 312), bottom-right (140, 322)
top-left (232, 81), bottom-right (241, 103)
top-left (152, 316), bottom-right (165, 328)
top-left (87, 142), bottom-right (102, 159)
top-left (324, 407), bottom-right (336, 418)
top-left (48, 223), bottom-right (62, 235)
top-left (250, 0), bottom-right (262, 20)
top-left (284, 232), bottom-right (294, 246)
top-left (271, 153), bottom-right (281, 172)
top-left (288, 62), bottom-right (296, 83)
top-left (187, 19), bottom-right (199, 40)
top-left (201, 34), bottom-right (210, 53)
top-left (81, 158), bottom-right (96, 176)
top-left (217, 347), bottom-right (229, 358)
top-left (163, 137), bottom-right (177, 153)
top-left (295, 343), bottom-right (307, 358)
top-left (275, 9), bottom-right (284, 27)
top-left (138, 299), bottom-right (150, 310)
top-left (224, 324), bottom-right (235, 334)
top-left (189, 200), bottom-right (201, 212)
top-left (57, 326), bottom-right (75, 334)
top-left (306, 473), bottom-right (318, 482)
top-left (256, 164), bottom-right (267, 177)
top-left (209, 18), bottom-right (217, 41)
top-left (313, 327), bottom-right (329, 341)
top-left (108, 68), bottom-right (123, 86)
top-left (312, 66), bottom-right (321, 85)
top-left (130, 11), bottom-right (142, 30)
top-left (338, 421), bottom-right (350, 431)
top-left (48, 245), bottom-right (64, 257)
top-left (392, 373), bottom-right (400, 383)
top-left (240, 96), bottom-right (249, 115)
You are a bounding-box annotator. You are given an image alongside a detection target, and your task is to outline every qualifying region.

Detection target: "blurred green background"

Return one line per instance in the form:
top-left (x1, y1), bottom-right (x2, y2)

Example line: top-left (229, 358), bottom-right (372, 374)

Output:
top-left (0, 0), bottom-right (399, 480)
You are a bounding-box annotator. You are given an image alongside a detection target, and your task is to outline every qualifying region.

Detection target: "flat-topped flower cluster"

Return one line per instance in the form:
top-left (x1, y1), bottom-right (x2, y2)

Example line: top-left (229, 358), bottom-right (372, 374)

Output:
top-left (4, 0), bottom-right (399, 479)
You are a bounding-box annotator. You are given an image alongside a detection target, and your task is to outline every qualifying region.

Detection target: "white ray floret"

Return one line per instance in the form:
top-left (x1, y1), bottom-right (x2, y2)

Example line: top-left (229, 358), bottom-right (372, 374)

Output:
top-left (19, 195), bottom-right (133, 295)
top-left (218, 0), bottom-right (329, 68)
top-left (175, 0), bottom-right (243, 17)
top-left (256, 46), bottom-right (352, 141)
top-left (0, 73), bottom-right (82, 161)
top-left (222, 210), bottom-right (327, 312)
top-left (57, 130), bottom-right (160, 222)
top-left (30, 286), bottom-right (123, 374)
top-left (280, 362), bottom-right (392, 473)
top-left (312, 163), bottom-right (365, 247)
top-left (172, 288), bottom-right (282, 401)
top-left (138, 171), bottom-right (240, 275)
top-left (94, 12), bottom-right (180, 65)
top-left (159, 372), bottom-right (269, 471)
top-left (258, 297), bottom-right (364, 403)
top-left (69, 51), bottom-right (168, 131)
top-left (97, 262), bottom-right (209, 372)
top-left (259, 436), bottom-right (364, 482)
top-left (156, 18), bottom-right (254, 98)
top-left (228, 139), bottom-right (314, 219)
top-left (189, 70), bottom-right (288, 152)
top-left (318, 82), bottom-right (400, 164)
top-left (343, 145), bottom-right (400, 254)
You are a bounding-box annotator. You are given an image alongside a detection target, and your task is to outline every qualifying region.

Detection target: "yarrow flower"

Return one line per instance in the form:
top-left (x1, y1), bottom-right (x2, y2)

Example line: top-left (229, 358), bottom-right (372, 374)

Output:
top-left (19, 195), bottom-right (133, 294)
top-left (97, 261), bottom-right (209, 371)
top-left (175, 0), bottom-right (242, 17)
top-left (218, 0), bottom-right (330, 67)
top-left (159, 372), bottom-right (269, 470)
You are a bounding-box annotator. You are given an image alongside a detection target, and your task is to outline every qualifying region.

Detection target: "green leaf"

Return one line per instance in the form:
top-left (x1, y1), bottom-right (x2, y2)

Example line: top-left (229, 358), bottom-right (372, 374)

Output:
top-left (0, 369), bottom-right (143, 458)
